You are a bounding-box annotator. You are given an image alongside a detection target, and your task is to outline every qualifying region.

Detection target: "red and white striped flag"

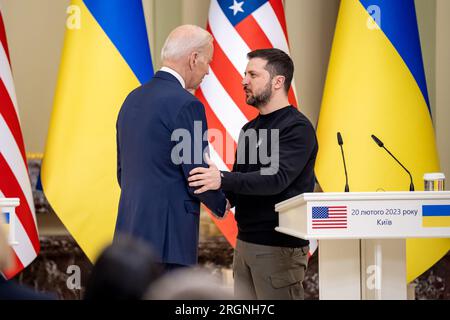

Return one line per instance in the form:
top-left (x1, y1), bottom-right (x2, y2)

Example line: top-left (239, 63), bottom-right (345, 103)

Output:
top-left (197, 0), bottom-right (317, 255)
top-left (0, 9), bottom-right (39, 279)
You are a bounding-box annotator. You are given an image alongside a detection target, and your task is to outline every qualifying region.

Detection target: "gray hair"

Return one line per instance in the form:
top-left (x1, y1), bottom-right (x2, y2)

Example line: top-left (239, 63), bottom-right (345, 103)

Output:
top-left (161, 25), bottom-right (213, 62)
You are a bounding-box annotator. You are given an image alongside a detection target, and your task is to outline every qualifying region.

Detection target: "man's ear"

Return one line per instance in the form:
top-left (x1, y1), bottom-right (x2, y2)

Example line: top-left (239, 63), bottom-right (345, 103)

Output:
top-left (273, 75), bottom-right (286, 90)
top-left (189, 52), bottom-right (199, 70)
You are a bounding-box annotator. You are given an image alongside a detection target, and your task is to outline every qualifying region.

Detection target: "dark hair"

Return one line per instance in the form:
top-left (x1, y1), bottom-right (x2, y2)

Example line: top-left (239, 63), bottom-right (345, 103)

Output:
top-left (84, 236), bottom-right (162, 300)
top-left (247, 48), bottom-right (294, 93)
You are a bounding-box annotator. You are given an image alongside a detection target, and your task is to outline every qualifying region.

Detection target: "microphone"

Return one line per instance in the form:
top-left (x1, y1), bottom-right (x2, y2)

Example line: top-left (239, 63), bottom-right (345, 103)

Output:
top-left (371, 134), bottom-right (415, 191)
top-left (337, 132), bottom-right (350, 192)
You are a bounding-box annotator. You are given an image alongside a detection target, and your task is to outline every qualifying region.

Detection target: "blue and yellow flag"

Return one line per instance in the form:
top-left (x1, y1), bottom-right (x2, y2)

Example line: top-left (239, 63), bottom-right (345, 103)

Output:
top-left (316, 0), bottom-right (450, 282)
top-left (42, 0), bottom-right (153, 261)
top-left (422, 205), bottom-right (450, 228)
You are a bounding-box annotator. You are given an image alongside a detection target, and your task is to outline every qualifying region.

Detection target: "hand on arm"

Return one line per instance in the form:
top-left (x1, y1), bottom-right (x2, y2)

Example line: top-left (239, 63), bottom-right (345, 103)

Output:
top-left (176, 101), bottom-right (228, 217)
top-left (188, 154), bottom-right (222, 194)
top-left (191, 122), bottom-right (317, 196)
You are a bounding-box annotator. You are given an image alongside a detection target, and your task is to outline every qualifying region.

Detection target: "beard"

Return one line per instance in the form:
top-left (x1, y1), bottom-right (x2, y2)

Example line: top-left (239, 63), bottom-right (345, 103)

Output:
top-left (245, 81), bottom-right (272, 108)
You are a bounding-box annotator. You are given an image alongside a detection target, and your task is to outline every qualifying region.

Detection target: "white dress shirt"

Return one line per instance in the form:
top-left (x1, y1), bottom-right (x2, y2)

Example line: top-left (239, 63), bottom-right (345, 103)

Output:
top-left (160, 67), bottom-right (186, 89)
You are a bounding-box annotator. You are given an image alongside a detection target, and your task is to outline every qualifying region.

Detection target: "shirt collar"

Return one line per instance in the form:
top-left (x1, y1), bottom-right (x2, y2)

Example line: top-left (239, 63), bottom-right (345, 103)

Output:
top-left (160, 67), bottom-right (186, 89)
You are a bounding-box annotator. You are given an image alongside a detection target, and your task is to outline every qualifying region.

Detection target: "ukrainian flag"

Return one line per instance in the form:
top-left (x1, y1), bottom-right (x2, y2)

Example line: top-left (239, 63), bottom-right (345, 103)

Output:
top-left (41, 0), bottom-right (153, 261)
top-left (316, 0), bottom-right (450, 282)
top-left (423, 205), bottom-right (450, 228)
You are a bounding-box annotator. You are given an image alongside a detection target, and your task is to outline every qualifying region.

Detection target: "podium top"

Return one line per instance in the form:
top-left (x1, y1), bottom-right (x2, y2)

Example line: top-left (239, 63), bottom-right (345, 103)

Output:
top-left (0, 198), bottom-right (20, 207)
top-left (275, 191), bottom-right (450, 240)
top-left (275, 191), bottom-right (450, 212)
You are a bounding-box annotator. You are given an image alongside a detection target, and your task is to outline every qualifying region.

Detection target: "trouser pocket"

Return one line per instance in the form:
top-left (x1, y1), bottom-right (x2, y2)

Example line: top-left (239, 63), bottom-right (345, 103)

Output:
top-left (269, 267), bottom-right (305, 300)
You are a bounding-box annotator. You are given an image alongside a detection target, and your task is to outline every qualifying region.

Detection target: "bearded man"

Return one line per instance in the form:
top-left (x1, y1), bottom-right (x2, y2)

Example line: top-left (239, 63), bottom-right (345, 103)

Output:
top-left (188, 48), bottom-right (318, 300)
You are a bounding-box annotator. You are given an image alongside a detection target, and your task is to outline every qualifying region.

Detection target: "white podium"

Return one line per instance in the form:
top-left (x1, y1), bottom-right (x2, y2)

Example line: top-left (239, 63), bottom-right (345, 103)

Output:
top-left (0, 198), bottom-right (20, 246)
top-left (275, 192), bottom-right (450, 300)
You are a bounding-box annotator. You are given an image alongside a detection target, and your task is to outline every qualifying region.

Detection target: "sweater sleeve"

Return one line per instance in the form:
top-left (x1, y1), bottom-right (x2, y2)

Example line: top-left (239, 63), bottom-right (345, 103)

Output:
top-left (223, 159), bottom-right (238, 208)
top-left (221, 122), bottom-right (317, 196)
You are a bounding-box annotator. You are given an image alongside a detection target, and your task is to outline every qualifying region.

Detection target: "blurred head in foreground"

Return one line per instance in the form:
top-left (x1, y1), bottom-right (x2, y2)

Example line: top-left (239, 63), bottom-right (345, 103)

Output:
top-left (84, 235), bottom-right (163, 300)
top-left (144, 267), bottom-right (233, 300)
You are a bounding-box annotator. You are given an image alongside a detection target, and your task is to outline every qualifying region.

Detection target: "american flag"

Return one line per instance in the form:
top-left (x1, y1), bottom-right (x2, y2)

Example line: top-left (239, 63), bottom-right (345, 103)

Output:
top-left (196, 0), bottom-right (318, 255)
top-left (0, 9), bottom-right (39, 279)
top-left (312, 206), bottom-right (348, 229)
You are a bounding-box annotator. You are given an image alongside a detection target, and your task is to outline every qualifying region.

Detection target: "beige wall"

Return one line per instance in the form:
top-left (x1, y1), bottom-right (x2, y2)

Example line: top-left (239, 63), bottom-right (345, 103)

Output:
top-left (2, 0), bottom-right (69, 155)
top-left (285, 0), bottom-right (339, 126)
top-left (1, 0), bottom-right (449, 180)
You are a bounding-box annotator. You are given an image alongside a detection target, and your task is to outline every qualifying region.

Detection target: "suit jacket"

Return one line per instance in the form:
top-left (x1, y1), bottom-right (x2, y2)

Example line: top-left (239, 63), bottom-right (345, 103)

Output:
top-left (115, 71), bottom-right (226, 266)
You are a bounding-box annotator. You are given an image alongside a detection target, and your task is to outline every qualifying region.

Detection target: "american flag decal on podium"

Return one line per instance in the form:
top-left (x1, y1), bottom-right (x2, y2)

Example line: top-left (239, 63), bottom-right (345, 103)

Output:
top-left (312, 206), bottom-right (348, 229)
top-left (2, 212), bottom-right (9, 224)
top-left (195, 0), bottom-right (318, 253)
top-left (0, 9), bottom-right (39, 279)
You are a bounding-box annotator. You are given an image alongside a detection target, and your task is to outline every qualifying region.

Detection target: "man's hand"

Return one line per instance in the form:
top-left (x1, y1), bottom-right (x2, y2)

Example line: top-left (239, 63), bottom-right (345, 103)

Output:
top-left (188, 154), bottom-right (221, 194)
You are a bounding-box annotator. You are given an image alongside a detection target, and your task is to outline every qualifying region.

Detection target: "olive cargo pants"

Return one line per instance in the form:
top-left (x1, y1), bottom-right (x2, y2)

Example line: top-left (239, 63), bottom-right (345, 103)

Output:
top-left (233, 239), bottom-right (309, 300)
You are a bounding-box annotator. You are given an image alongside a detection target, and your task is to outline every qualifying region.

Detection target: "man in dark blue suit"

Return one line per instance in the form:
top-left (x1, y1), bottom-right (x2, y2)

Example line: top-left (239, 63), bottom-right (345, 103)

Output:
top-left (115, 25), bottom-right (229, 270)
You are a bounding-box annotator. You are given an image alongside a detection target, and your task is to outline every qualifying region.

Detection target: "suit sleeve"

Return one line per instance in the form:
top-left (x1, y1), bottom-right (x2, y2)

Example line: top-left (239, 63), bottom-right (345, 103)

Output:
top-left (221, 122), bottom-right (317, 195)
top-left (116, 89), bottom-right (137, 188)
top-left (173, 100), bottom-right (227, 218)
